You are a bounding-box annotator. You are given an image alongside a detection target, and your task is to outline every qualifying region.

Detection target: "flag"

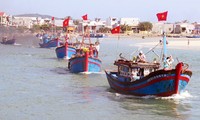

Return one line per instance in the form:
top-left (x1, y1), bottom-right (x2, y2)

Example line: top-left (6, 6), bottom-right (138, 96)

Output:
top-left (52, 17), bottom-right (54, 21)
top-left (82, 14), bottom-right (88, 20)
top-left (111, 26), bottom-right (120, 34)
top-left (156, 11), bottom-right (168, 21)
top-left (63, 18), bottom-right (69, 27)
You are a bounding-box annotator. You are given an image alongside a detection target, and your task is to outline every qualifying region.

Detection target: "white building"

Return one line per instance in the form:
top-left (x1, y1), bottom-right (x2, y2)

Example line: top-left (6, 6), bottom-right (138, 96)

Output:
top-left (77, 20), bottom-right (106, 33)
top-left (106, 17), bottom-right (118, 28)
top-left (179, 22), bottom-right (195, 34)
top-left (120, 18), bottom-right (140, 26)
top-left (0, 11), bottom-right (12, 26)
top-left (13, 17), bottom-right (37, 28)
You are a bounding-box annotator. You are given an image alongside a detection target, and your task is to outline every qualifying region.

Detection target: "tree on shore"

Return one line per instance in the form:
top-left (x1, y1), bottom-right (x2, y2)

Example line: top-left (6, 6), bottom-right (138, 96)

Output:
top-left (138, 22), bottom-right (153, 31)
top-left (120, 25), bottom-right (132, 33)
top-left (30, 24), bottom-right (41, 33)
top-left (40, 24), bottom-right (50, 31)
top-left (98, 27), bottom-right (111, 33)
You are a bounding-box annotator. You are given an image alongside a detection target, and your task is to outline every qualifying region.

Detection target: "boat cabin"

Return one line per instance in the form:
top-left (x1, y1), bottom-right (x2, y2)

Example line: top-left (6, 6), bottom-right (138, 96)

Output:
top-left (114, 59), bottom-right (160, 81)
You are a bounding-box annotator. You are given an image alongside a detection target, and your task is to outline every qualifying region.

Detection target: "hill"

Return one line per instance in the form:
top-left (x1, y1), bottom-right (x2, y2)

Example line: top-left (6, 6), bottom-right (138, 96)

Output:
top-left (14, 13), bottom-right (60, 19)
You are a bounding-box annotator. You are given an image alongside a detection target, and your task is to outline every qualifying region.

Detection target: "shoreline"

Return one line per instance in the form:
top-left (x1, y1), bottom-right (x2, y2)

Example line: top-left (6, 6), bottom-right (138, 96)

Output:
top-left (1, 32), bottom-right (200, 50)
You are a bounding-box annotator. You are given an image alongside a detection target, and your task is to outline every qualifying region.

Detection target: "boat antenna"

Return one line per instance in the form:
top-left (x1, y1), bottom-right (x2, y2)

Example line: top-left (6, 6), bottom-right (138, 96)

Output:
top-left (162, 31), bottom-right (167, 68)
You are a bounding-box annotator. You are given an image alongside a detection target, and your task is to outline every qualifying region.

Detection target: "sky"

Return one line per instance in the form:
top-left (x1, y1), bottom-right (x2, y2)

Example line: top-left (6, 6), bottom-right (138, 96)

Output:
top-left (1, 0), bottom-right (200, 23)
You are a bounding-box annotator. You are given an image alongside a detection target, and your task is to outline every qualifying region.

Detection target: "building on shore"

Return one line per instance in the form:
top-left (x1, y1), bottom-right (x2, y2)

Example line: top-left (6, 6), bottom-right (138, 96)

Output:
top-left (178, 22), bottom-right (195, 35)
top-left (106, 17), bottom-right (119, 28)
top-left (152, 22), bottom-right (173, 34)
top-left (193, 22), bottom-right (200, 34)
top-left (77, 19), bottom-right (106, 34)
top-left (119, 17), bottom-right (140, 33)
top-left (0, 11), bottom-right (12, 26)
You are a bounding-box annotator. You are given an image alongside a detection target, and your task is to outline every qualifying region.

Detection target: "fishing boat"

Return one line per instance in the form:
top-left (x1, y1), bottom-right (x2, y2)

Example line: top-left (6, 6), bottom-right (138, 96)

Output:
top-left (186, 35), bottom-right (200, 38)
top-left (1, 37), bottom-right (15, 45)
top-left (105, 32), bottom-right (192, 97)
top-left (90, 33), bottom-right (105, 38)
top-left (68, 25), bottom-right (101, 73)
top-left (55, 42), bottom-right (76, 59)
top-left (1, 39), bottom-right (15, 45)
top-left (68, 50), bottom-right (101, 73)
top-left (39, 38), bottom-right (61, 48)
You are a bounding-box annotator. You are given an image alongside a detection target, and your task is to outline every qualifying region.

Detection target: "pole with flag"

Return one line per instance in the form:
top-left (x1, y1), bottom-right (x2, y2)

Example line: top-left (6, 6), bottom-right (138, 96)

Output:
top-left (156, 11), bottom-right (168, 68)
top-left (51, 16), bottom-right (55, 34)
top-left (81, 14), bottom-right (88, 35)
top-left (82, 14), bottom-right (88, 21)
top-left (111, 25), bottom-right (121, 59)
top-left (63, 17), bottom-right (70, 32)
top-left (81, 14), bottom-right (92, 45)
top-left (156, 11), bottom-right (168, 22)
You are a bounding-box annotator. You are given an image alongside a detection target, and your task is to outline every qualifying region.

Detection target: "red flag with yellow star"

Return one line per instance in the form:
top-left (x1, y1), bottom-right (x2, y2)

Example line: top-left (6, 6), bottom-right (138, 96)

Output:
top-left (63, 18), bottom-right (69, 27)
top-left (156, 11), bottom-right (168, 21)
top-left (82, 14), bottom-right (88, 20)
top-left (111, 26), bottom-right (120, 34)
top-left (52, 17), bottom-right (54, 21)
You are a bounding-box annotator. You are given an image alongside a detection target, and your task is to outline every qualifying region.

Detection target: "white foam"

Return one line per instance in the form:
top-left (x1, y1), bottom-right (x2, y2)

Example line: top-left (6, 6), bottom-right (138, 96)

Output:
top-left (158, 91), bottom-right (193, 100)
top-left (80, 71), bottom-right (105, 74)
top-left (14, 43), bottom-right (21, 46)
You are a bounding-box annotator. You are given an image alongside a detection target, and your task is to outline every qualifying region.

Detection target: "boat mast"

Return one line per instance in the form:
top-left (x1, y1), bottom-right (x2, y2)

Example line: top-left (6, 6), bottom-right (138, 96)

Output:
top-left (163, 31), bottom-right (167, 68)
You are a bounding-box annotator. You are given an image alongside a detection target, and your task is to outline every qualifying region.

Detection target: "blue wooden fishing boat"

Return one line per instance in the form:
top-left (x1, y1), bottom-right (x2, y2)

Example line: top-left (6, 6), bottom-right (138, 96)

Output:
top-left (186, 35), bottom-right (200, 38)
top-left (39, 38), bottom-right (61, 48)
top-left (55, 42), bottom-right (76, 59)
top-left (105, 32), bottom-right (192, 97)
top-left (1, 36), bottom-right (15, 45)
top-left (90, 33), bottom-right (105, 38)
top-left (68, 25), bottom-right (102, 73)
top-left (68, 49), bottom-right (101, 73)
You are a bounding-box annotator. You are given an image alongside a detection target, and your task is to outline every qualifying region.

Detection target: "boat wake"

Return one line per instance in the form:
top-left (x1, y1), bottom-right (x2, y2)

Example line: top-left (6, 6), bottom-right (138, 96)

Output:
top-left (80, 71), bottom-right (105, 75)
top-left (159, 91), bottom-right (193, 100)
top-left (14, 43), bottom-right (21, 46)
top-left (112, 91), bottom-right (193, 100)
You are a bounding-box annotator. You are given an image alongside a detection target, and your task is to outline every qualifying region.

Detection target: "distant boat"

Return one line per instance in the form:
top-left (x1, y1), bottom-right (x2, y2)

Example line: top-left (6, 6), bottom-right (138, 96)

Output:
top-left (39, 38), bottom-right (61, 48)
top-left (68, 36), bottom-right (101, 73)
top-left (1, 36), bottom-right (15, 45)
top-left (68, 51), bottom-right (102, 73)
top-left (55, 42), bottom-right (76, 59)
top-left (186, 35), bottom-right (200, 38)
top-left (90, 33), bottom-right (105, 38)
top-left (105, 32), bottom-right (192, 97)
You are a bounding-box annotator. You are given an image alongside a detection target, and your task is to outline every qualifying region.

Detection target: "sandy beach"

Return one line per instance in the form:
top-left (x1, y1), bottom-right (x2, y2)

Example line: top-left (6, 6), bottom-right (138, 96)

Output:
top-left (132, 37), bottom-right (200, 50)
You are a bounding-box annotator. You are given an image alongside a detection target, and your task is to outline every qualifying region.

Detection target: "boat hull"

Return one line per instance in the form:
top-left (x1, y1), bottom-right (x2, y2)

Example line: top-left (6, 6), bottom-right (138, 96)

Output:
top-left (39, 39), bottom-right (60, 48)
top-left (69, 56), bottom-right (101, 73)
top-left (186, 35), bottom-right (200, 38)
top-left (1, 39), bottom-right (15, 45)
top-left (105, 68), bottom-right (192, 97)
top-left (55, 45), bottom-right (76, 59)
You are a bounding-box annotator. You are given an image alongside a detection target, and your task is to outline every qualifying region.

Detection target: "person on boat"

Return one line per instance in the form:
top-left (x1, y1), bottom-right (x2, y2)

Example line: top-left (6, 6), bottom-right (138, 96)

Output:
top-left (165, 55), bottom-right (174, 69)
top-left (89, 44), bottom-right (94, 57)
top-left (2, 36), bottom-right (7, 43)
top-left (94, 41), bottom-right (100, 57)
top-left (136, 51), bottom-right (146, 63)
top-left (42, 33), bottom-right (49, 44)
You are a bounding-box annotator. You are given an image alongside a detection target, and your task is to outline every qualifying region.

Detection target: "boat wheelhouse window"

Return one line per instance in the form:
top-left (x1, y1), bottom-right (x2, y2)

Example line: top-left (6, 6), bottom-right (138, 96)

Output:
top-left (119, 66), bottom-right (132, 78)
top-left (144, 68), bottom-right (150, 76)
top-left (131, 68), bottom-right (138, 76)
top-left (119, 66), bottom-right (129, 72)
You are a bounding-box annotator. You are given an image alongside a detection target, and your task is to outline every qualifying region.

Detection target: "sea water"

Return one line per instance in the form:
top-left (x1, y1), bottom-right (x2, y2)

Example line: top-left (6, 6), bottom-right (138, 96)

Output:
top-left (0, 36), bottom-right (200, 120)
